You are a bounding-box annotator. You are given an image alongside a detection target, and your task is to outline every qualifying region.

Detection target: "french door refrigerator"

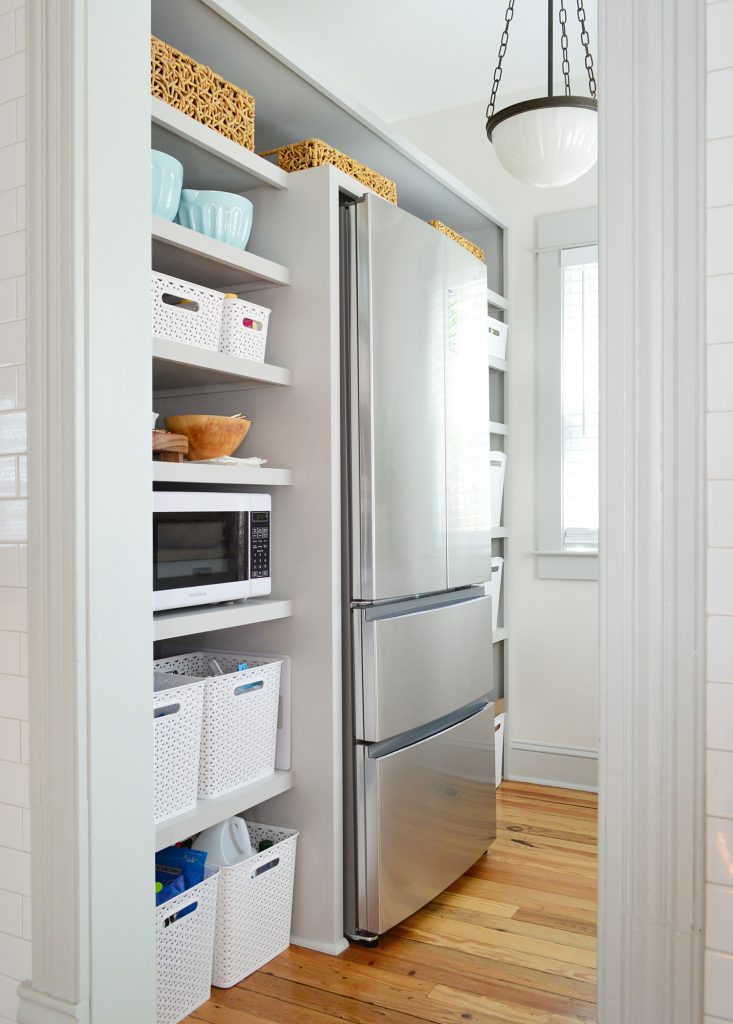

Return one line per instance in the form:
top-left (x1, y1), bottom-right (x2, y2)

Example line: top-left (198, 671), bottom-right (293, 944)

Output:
top-left (341, 194), bottom-right (496, 944)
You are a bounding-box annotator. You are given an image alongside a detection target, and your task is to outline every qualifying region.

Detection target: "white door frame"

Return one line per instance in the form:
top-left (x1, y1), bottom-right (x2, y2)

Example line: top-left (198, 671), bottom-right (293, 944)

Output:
top-left (598, 0), bottom-right (706, 1021)
top-left (19, 1), bottom-right (155, 1022)
top-left (20, 0), bottom-right (706, 1021)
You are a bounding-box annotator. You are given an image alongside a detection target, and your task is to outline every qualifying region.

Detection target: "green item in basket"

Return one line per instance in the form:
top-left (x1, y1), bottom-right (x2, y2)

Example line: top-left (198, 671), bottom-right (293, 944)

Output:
top-left (258, 839), bottom-right (274, 852)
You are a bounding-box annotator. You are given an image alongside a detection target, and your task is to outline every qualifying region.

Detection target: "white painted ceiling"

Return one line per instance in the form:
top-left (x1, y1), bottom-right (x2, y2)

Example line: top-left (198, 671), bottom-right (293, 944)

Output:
top-left (235, 0), bottom-right (598, 123)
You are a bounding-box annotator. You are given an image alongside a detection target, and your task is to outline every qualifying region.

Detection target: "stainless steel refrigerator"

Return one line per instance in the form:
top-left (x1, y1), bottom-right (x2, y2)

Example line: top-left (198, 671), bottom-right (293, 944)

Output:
top-left (341, 194), bottom-right (496, 944)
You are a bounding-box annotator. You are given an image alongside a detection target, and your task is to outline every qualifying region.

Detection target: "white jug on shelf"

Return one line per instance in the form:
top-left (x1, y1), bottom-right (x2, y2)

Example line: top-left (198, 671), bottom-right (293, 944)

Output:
top-left (193, 815), bottom-right (254, 866)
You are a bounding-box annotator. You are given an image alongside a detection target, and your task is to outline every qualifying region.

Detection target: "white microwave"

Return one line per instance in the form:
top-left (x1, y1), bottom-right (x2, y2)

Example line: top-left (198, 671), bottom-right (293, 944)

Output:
top-left (153, 491), bottom-right (271, 612)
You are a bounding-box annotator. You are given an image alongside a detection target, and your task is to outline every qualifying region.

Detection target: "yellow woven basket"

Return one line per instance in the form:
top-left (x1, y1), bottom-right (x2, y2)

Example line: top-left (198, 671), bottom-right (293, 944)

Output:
top-left (151, 36), bottom-right (255, 151)
top-left (260, 139), bottom-right (397, 204)
top-left (428, 220), bottom-right (485, 263)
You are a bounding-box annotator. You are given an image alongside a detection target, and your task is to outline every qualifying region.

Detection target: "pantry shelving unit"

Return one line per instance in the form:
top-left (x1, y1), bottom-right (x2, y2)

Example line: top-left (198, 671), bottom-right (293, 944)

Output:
top-left (488, 261), bottom-right (510, 770)
top-left (150, 81), bottom-right (297, 982)
top-left (155, 770), bottom-right (294, 851)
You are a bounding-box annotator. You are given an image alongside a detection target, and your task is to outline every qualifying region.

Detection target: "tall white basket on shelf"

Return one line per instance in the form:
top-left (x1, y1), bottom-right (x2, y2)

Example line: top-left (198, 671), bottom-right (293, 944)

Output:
top-left (153, 650), bottom-right (283, 800)
top-left (490, 451), bottom-right (507, 528)
top-left (489, 556), bottom-right (504, 634)
top-left (153, 673), bottom-right (204, 824)
top-left (211, 822), bottom-right (298, 988)
top-left (155, 869), bottom-right (219, 1024)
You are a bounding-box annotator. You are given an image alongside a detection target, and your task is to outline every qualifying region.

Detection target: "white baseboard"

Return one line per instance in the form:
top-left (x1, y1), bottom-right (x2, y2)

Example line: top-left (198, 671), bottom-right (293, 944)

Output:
top-left (507, 741), bottom-right (599, 792)
top-left (17, 986), bottom-right (86, 1024)
top-left (290, 935), bottom-right (349, 956)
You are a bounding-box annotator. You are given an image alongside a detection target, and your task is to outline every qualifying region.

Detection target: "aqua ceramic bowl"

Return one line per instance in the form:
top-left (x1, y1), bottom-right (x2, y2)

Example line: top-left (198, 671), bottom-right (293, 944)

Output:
top-left (177, 190), bottom-right (254, 250)
top-left (151, 150), bottom-right (183, 221)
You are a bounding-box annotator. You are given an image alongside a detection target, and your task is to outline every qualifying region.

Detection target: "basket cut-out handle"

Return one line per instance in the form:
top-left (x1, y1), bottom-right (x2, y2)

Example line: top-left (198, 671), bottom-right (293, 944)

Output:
top-left (154, 702), bottom-right (181, 719)
top-left (162, 900), bottom-right (198, 928)
top-left (161, 292), bottom-right (200, 312)
top-left (234, 680), bottom-right (264, 697)
top-left (242, 316), bottom-right (263, 332)
top-left (488, 324), bottom-right (502, 338)
top-left (495, 721), bottom-right (502, 734)
top-left (490, 453), bottom-right (507, 467)
top-left (252, 857), bottom-right (279, 878)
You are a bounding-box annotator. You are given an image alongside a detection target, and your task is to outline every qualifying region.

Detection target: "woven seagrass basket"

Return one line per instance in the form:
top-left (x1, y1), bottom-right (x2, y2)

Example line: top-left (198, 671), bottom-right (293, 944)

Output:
top-left (260, 139), bottom-right (397, 204)
top-left (151, 36), bottom-right (255, 151)
top-left (428, 220), bottom-right (485, 263)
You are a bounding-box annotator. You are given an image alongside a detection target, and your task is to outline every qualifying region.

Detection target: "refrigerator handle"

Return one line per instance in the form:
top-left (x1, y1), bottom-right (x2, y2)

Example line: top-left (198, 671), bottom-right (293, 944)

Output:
top-left (362, 585), bottom-right (490, 622)
top-left (367, 697), bottom-right (491, 760)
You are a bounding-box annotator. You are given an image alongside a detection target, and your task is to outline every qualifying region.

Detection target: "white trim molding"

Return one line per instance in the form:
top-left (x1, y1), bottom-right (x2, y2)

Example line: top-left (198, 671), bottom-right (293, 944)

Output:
top-left (536, 207), bottom-right (599, 581)
top-left (21, 1), bottom-right (154, 1022)
top-left (598, 0), bottom-right (705, 1021)
top-left (508, 741), bottom-right (599, 791)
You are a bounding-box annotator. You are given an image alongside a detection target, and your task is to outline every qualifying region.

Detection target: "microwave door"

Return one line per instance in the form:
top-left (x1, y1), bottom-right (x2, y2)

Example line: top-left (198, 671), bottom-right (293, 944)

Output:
top-left (153, 508), bottom-right (250, 610)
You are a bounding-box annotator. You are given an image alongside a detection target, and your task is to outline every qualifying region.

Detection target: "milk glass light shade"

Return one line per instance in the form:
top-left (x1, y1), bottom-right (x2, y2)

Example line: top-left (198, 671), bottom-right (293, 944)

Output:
top-left (487, 97), bottom-right (598, 188)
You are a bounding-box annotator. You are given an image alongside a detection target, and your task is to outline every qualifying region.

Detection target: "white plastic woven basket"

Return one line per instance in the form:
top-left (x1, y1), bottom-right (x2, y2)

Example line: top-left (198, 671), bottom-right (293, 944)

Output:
top-left (487, 314), bottom-right (508, 361)
top-left (155, 869), bottom-right (219, 1024)
top-left (153, 673), bottom-right (205, 824)
top-left (490, 451), bottom-right (507, 528)
top-left (152, 271), bottom-right (224, 350)
top-left (494, 712), bottom-right (505, 788)
top-left (212, 822), bottom-right (297, 988)
top-left (489, 556), bottom-right (504, 634)
top-left (153, 651), bottom-right (283, 800)
top-left (220, 295), bottom-right (271, 362)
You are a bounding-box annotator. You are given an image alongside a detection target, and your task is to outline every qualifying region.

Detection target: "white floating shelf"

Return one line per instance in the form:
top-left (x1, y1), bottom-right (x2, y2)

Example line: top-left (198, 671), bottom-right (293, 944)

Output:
top-left (153, 336), bottom-right (291, 392)
top-left (493, 628), bottom-right (508, 644)
top-left (152, 217), bottom-right (291, 291)
top-left (489, 355), bottom-right (508, 372)
top-left (154, 597), bottom-right (293, 642)
top-left (151, 98), bottom-right (289, 194)
top-left (155, 770), bottom-right (293, 850)
top-left (152, 461), bottom-right (292, 487)
top-left (487, 288), bottom-right (508, 311)
top-left (489, 421), bottom-right (508, 435)
top-left (491, 527), bottom-right (508, 539)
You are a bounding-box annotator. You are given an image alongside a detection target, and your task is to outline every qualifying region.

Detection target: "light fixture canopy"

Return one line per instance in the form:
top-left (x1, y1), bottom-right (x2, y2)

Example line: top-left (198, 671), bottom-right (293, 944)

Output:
top-left (485, 0), bottom-right (598, 188)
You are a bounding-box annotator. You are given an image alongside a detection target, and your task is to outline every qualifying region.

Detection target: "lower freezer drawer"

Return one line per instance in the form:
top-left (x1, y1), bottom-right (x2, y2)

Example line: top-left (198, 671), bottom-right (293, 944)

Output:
top-left (355, 702), bottom-right (495, 937)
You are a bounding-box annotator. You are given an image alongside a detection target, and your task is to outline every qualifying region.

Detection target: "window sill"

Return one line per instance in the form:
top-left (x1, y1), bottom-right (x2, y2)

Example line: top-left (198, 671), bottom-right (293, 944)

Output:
top-left (534, 550), bottom-right (599, 580)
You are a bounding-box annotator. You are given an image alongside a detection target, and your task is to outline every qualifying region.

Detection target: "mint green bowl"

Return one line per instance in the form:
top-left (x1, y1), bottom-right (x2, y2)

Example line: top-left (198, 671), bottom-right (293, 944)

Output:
top-left (177, 190), bottom-right (254, 250)
top-left (151, 150), bottom-right (183, 221)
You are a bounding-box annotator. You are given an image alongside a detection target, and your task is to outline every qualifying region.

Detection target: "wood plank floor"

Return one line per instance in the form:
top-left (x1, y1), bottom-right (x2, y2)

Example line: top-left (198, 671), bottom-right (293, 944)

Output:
top-left (189, 782), bottom-right (597, 1024)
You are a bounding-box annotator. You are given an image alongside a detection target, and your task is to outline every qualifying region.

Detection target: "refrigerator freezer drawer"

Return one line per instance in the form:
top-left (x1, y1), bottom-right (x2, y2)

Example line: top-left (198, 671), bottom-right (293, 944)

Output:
top-left (354, 590), bottom-right (494, 742)
top-left (356, 702), bottom-right (495, 937)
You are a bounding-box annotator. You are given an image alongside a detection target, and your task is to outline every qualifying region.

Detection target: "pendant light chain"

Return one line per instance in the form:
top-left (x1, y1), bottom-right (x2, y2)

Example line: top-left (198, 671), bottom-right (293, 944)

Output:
top-left (558, 1), bottom-right (571, 96)
top-left (576, 0), bottom-right (597, 98)
top-left (486, 0), bottom-right (516, 120)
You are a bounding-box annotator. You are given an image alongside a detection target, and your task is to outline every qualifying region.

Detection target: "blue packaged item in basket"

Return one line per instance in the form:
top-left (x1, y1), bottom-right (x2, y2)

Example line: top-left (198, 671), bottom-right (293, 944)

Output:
top-left (155, 874), bottom-right (185, 906)
top-left (155, 846), bottom-right (207, 910)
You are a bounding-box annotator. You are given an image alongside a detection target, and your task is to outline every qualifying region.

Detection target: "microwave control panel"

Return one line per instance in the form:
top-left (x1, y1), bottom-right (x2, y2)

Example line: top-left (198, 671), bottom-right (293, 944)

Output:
top-left (250, 511), bottom-right (270, 579)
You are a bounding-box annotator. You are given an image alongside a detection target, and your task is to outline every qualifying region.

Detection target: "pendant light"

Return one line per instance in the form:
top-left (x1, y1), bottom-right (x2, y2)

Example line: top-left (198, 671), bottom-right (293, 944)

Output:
top-left (485, 0), bottom-right (598, 188)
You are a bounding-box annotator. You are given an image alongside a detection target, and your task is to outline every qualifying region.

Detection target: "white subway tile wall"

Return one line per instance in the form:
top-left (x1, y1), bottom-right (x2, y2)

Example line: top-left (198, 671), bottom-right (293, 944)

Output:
top-left (707, 3), bottom-right (733, 1019)
top-left (0, 2), bottom-right (26, 1022)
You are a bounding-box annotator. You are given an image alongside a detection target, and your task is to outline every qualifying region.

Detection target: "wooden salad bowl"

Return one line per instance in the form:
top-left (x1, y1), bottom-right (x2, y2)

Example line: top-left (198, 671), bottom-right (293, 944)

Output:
top-left (164, 414), bottom-right (251, 461)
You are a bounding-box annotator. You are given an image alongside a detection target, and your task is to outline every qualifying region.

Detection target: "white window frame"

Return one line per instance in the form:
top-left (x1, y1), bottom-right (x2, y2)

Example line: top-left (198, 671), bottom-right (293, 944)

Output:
top-left (536, 206), bottom-right (599, 581)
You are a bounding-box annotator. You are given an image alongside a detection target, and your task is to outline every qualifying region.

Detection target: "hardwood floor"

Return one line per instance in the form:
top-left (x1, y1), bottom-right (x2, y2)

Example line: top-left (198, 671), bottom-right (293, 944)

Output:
top-left (190, 782), bottom-right (597, 1024)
